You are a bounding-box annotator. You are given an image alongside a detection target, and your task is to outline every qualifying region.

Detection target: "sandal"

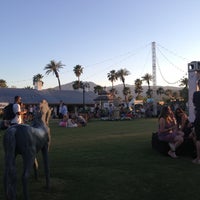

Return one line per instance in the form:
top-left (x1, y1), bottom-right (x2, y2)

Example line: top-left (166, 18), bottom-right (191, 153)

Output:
top-left (168, 150), bottom-right (178, 159)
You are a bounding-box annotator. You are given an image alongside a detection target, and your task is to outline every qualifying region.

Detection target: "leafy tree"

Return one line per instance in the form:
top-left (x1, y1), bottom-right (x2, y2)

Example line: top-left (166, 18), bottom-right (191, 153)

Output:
top-left (44, 60), bottom-right (65, 90)
top-left (0, 79), bottom-right (8, 88)
top-left (107, 70), bottom-right (118, 89)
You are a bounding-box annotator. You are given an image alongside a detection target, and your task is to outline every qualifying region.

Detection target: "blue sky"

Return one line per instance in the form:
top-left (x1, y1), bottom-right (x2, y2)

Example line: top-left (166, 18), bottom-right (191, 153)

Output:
top-left (1, 0), bottom-right (200, 89)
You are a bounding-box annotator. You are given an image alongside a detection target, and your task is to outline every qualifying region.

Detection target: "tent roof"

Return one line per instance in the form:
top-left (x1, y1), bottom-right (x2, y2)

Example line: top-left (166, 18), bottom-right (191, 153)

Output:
top-left (0, 88), bottom-right (98, 105)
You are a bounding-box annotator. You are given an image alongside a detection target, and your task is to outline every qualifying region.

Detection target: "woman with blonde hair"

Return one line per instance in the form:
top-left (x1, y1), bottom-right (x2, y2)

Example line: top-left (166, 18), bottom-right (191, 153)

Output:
top-left (158, 106), bottom-right (184, 158)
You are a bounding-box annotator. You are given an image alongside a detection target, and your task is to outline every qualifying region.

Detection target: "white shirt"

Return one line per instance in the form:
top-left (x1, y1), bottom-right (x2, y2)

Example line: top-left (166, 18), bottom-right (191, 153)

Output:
top-left (11, 103), bottom-right (22, 124)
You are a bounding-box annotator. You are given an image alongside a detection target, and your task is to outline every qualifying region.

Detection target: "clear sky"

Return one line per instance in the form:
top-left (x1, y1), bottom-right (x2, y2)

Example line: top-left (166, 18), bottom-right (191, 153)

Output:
top-left (1, 0), bottom-right (200, 89)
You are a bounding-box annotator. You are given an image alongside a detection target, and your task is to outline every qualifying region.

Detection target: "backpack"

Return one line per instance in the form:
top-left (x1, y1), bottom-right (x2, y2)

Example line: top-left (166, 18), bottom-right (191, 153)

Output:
top-left (3, 103), bottom-right (16, 120)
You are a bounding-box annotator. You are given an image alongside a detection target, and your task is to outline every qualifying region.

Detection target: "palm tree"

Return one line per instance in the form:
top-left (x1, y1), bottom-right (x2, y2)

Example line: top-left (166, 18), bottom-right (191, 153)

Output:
top-left (73, 64), bottom-right (83, 82)
top-left (94, 85), bottom-right (104, 95)
top-left (33, 74), bottom-right (44, 85)
top-left (134, 79), bottom-right (143, 98)
top-left (116, 68), bottom-right (130, 104)
top-left (142, 73), bottom-right (152, 98)
top-left (44, 60), bottom-right (65, 90)
top-left (73, 80), bottom-right (83, 90)
top-left (107, 70), bottom-right (118, 89)
top-left (116, 68), bottom-right (130, 88)
top-left (179, 77), bottom-right (188, 88)
top-left (123, 86), bottom-right (131, 104)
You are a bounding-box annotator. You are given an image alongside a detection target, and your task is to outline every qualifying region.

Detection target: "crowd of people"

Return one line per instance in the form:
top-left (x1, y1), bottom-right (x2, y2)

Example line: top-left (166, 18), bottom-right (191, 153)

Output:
top-left (58, 100), bottom-right (87, 128)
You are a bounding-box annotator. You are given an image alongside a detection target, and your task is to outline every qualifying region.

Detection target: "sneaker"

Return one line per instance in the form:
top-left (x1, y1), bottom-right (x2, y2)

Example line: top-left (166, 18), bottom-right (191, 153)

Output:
top-left (168, 150), bottom-right (178, 159)
top-left (168, 142), bottom-right (175, 151)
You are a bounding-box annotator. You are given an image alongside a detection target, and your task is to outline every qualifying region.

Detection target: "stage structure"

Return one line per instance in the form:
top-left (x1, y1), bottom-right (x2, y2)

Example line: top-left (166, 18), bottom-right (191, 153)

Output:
top-left (152, 41), bottom-right (157, 116)
top-left (188, 61), bottom-right (200, 122)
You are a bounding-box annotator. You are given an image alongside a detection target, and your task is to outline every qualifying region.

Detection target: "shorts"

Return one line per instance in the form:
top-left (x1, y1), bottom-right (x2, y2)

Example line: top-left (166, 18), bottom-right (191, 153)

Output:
top-left (158, 132), bottom-right (177, 143)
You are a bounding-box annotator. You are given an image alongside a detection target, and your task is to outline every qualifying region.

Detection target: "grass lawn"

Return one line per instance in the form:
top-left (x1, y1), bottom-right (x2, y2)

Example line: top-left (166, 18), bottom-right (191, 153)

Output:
top-left (0, 118), bottom-right (199, 200)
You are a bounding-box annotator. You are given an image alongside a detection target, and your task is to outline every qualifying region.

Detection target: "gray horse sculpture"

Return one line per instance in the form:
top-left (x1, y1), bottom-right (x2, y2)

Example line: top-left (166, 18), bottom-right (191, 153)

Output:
top-left (3, 100), bottom-right (51, 200)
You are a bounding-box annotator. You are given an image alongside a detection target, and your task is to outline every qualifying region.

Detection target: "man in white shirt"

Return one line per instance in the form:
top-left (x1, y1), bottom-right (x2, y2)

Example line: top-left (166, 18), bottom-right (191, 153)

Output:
top-left (11, 96), bottom-right (25, 125)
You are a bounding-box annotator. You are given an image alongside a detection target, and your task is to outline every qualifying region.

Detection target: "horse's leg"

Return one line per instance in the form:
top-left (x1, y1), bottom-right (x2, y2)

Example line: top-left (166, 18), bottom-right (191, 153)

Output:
top-left (22, 155), bottom-right (35, 200)
top-left (4, 155), bottom-right (17, 200)
top-left (33, 158), bottom-right (39, 180)
top-left (42, 147), bottom-right (50, 189)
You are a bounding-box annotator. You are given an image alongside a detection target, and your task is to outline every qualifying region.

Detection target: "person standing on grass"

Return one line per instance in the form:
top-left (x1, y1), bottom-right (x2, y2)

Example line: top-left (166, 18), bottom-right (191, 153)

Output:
top-left (192, 79), bottom-right (200, 164)
top-left (158, 105), bottom-right (184, 158)
top-left (11, 96), bottom-right (26, 125)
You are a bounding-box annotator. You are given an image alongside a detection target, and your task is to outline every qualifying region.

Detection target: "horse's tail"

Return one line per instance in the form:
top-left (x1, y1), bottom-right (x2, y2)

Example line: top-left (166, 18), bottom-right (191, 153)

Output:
top-left (3, 127), bottom-right (17, 200)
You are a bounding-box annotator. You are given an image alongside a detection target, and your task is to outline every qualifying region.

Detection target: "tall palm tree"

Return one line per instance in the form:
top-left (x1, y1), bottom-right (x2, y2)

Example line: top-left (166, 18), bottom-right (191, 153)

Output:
top-left (73, 64), bottom-right (83, 82)
top-left (116, 68), bottom-right (130, 88)
top-left (116, 68), bottom-right (130, 103)
top-left (142, 73), bottom-right (152, 98)
top-left (44, 60), bottom-right (65, 90)
top-left (107, 70), bottom-right (118, 89)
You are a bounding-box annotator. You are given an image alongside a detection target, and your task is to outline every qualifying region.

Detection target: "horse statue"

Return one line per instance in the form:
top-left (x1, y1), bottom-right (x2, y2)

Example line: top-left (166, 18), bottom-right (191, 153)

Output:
top-left (3, 100), bottom-right (51, 200)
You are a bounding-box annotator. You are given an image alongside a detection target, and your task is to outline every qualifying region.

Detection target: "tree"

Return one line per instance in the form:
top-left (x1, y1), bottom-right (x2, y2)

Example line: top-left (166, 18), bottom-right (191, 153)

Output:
top-left (72, 80), bottom-right (82, 90)
top-left (134, 79), bottom-right (143, 98)
top-left (116, 68), bottom-right (130, 103)
top-left (157, 87), bottom-right (165, 100)
top-left (123, 86), bottom-right (131, 103)
top-left (165, 89), bottom-right (173, 99)
top-left (33, 74), bottom-right (44, 85)
top-left (94, 85), bottom-right (104, 95)
top-left (116, 68), bottom-right (130, 88)
top-left (107, 70), bottom-right (118, 89)
top-left (73, 64), bottom-right (83, 82)
top-left (142, 73), bottom-right (152, 97)
top-left (44, 60), bottom-right (65, 90)
top-left (179, 77), bottom-right (188, 88)
top-left (0, 79), bottom-right (8, 88)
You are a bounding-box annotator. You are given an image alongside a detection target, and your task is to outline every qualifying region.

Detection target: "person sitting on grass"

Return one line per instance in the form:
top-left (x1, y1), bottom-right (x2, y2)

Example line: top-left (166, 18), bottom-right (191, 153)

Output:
top-left (174, 107), bottom-right (193, 138)
top-left (158, 105), bottom-right (184, 158)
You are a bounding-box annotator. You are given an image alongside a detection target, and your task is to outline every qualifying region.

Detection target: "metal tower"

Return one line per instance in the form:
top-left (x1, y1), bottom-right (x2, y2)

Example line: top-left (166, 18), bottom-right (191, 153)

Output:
top-left (152, 41), bottom-right (157, 87)
top-left (152, 41), bottom-right (157, 116)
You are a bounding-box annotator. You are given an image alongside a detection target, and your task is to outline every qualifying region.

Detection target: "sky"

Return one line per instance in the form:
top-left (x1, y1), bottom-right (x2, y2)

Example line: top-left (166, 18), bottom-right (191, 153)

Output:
top-left (1, 0), bottom-right (200, 89)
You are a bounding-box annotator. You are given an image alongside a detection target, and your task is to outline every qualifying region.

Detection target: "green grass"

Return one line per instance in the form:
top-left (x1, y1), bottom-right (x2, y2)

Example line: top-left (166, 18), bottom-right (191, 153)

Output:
top-left (0, 118), bottom-right (199, 200)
